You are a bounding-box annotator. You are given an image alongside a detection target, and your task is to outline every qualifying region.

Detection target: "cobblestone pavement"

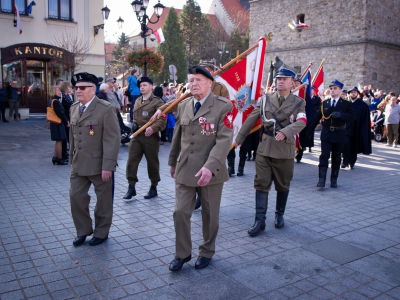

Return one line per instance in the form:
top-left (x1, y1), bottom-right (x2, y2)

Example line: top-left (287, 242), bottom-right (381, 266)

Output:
top-left (1, 118), bottom-right (400, 300)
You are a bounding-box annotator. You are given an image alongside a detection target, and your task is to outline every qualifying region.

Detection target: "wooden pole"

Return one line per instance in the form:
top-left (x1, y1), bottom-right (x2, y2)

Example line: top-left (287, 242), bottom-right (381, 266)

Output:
top-left (132, 39), bottom-right (264, 138)
top-left (292, 82), bottom-right (308, 93)
top-left (311, 58), bottom-right (325, 85)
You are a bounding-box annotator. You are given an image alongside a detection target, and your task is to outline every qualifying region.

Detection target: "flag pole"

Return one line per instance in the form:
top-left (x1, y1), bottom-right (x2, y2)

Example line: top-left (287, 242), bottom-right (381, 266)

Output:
top-left (133, 37), bottom-right (269, 137)
top-left (299, 62), bottom-right (313, 80)
top-left (311, 58), bottom-right (325, 85)
top-left (292, 82), bottom-right (308, 94)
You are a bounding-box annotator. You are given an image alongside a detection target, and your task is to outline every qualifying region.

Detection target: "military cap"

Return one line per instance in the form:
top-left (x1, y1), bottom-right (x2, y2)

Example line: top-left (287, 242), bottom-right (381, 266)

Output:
top-left (137, 76), bottom-right (153, 87)
top-left (106, 78), bottom-right (115, 83)
top-left (342, 89), bottom-right (347, 94)
top-left (276, 68), bottom-right (296, 78)
top-left (71, 72), bottom-right (98, 86)
top-left (188, 66), bottom-right (214, 81)
top-left (348, 86), bottom-right (360, 94)
top-left (329, 80), bottom-right (344, 89)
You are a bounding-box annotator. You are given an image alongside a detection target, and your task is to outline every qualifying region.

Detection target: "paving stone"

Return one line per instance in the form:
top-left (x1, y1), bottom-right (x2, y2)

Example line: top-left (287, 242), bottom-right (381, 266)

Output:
top-left (335, 230), bottom-right (397, 253)
top-left (0, 290), bottom-right (25, 300)
top-left (308, 287), bottom-right (336, 299)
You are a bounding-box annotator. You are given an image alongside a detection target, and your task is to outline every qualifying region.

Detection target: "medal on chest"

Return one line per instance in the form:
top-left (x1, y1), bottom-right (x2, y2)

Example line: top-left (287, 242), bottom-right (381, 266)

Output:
top-left (142, 111), bottom-right (148, 117)
top-left (89, 125), bottom-right (94, 136)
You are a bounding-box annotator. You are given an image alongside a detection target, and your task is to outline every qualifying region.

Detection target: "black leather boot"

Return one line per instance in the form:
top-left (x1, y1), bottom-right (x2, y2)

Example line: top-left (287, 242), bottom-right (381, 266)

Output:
top-left (227, 157), bottom-right (235, 177)
top-left (123, 184), bottom-right (136, 199)
top-left (144, 185), bottom-right (158, 199)
top-left (248, 191), bottom-right (268, 236)
top-left (237, 157), bottom-right (246, 176)
top-left (194, 194), bottom-right (201, 210)
top-left (330, 168), bottom-right (339, 188)
top-left (275, 191), bottom-right (289, 228)
top-left (316, 167), bottom-right (328, 188)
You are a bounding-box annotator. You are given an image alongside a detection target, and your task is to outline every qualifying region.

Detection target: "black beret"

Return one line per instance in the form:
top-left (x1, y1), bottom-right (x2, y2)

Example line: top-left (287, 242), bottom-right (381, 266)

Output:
top-left (71, 72), bottom-right (98, 86)
top-left (188, 66), bottom-right (214, 81)
top-left (137, 76), bottom-right (153, 87)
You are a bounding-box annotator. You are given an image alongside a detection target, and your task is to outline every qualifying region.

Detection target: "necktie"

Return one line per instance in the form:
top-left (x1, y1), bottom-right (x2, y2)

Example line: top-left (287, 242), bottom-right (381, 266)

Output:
top-left (332, 99), bottom-right (336, 107)
top-left (194, 101), bottom-right (201, 115)
top-left (79, 105), bottom-right (86, 116)
top-left (278, 96), bottom-right (285, 107)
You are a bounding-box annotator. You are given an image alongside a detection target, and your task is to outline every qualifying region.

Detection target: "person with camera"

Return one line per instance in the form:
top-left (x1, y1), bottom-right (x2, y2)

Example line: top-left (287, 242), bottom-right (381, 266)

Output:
top-left (123, 77), bottom-right (167, 200)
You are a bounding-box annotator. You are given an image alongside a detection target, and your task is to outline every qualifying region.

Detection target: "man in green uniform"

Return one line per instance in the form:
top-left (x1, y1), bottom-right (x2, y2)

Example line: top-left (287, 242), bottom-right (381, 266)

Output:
top-left (69, 72), bottom-right (120, 246)
top-left (168, 66), bottom-right (233, 271)
top-left (234, 69), bottom-right (307, 236)
top-left (123, 77), bottom-right (167, 200)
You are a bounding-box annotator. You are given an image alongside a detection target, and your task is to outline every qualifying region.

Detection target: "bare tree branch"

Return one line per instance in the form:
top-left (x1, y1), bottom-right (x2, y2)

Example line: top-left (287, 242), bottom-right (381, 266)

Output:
top-left (50, 29), bottom-right (95, 70)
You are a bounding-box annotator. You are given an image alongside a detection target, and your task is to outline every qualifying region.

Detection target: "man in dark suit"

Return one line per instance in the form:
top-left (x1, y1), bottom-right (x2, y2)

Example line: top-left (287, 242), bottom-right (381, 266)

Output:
top-left (69, 72), bottom-right (120, 246)
top-left (312, 80), bottom-right (357, 188)
top-left (168, 66), bottom-right (233, 271)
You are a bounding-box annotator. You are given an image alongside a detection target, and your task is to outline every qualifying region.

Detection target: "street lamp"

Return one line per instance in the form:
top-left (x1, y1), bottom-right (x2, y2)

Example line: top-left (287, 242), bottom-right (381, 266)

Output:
top-left (131, 0), bottom-right (165, 76)
top-left (117, 16), bottom-right (124, 29)
top-left (94, 5), bottom-right (111, 36)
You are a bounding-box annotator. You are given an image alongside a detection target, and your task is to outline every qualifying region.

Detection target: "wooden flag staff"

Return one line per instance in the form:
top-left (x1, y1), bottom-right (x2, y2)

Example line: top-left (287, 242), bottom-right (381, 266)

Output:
top-left (311, 58), bottom-right (325, 86)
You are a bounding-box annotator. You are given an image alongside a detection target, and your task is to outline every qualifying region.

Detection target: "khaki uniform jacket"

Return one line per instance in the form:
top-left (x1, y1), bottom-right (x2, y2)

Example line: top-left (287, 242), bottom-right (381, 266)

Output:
top-left (168, 93), bottom-right (233, 187)
top-left (158, 81), bottom-right (229, 113)
top-left (236, 92), bottom-right (306, 159)
top-left (133, 94), bottom-right (166, 132)
top-left (69, 97), bottom-right (120, 176)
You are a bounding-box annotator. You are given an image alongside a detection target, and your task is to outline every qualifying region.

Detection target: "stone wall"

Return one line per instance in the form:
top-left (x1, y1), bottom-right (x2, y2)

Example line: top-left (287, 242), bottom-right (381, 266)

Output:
top-left (249, 0), bottom-right (400, 94)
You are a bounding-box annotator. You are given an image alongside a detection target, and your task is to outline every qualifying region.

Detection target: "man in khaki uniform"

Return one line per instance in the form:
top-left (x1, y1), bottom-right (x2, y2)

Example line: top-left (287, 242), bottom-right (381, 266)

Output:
top-left (168, 66), bottom-right (233, 272)
top-left (69, 72), bottom-right (120, 246)
top-left (234, 68), bottom-right (307, 236)
top-left (123, 77), bottom-right (167, 200)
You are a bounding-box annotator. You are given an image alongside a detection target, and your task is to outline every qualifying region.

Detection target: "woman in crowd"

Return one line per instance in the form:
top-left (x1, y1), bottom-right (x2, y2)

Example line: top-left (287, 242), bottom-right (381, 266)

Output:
top-left (60, 81), bottom-right (74, 161)
top-left (96, 83), bottom-right (109, 101)
top-left (49, 86), bottom-right (69, 165)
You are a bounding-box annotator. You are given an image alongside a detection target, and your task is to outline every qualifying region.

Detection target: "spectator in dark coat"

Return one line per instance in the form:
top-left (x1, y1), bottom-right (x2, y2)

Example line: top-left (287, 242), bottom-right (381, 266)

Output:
top-left (0, 82), bottom-right (8, 122)
top-left (96, 83), bottom-right (109, 101)
top-left (49, 86), bottom-right (69, 165)
top-left (60, 81), bottom-right (74, 161)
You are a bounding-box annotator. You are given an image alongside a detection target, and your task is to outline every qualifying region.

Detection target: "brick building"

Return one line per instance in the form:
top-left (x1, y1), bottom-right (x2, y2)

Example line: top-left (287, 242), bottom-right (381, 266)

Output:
top-left (249, 0), bottom-right (400, 94)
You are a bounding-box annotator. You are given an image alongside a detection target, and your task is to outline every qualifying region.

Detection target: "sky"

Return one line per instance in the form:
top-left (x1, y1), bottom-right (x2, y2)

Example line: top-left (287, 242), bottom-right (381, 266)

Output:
top-left (103, 0), bottom-right (213, 43)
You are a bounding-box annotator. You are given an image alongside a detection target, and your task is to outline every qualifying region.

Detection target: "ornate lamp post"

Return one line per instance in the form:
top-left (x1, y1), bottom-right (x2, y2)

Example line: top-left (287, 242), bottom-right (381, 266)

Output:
top-left (94, 6), bottom-right (111, 36)
top-left (131, 0), bottom-right (165, 76)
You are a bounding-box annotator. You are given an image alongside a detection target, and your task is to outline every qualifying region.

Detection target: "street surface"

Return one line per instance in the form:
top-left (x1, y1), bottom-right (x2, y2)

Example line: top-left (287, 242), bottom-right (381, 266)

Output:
top-left (1, 118), bottom-right (399, 299)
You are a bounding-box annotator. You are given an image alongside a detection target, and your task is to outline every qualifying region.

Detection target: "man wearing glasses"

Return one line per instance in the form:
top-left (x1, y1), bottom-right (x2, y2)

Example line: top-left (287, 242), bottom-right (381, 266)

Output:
top-left (69, 72), bottom-right (120, 246)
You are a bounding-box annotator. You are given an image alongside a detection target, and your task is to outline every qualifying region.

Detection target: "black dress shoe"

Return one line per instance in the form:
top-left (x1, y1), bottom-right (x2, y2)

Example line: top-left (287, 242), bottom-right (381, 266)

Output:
top-left (194, 195), bottom-right (201, 210)
top-left (195, 256), bottom-right (211, 269)
top-left (123, 184), bottom-right (136, 200)
top-left (341, 163), bottom-right (348, 168)
top-left (89, 236), bottom-right (108, 246)
top-left (169, 255), bottom-right (191, 272)
top-left (144, 185), bottom-right (157, 199)
top-left (350, 164), bottom-right (355, 169)
top-left (73, 235), bottom-right (88, 246)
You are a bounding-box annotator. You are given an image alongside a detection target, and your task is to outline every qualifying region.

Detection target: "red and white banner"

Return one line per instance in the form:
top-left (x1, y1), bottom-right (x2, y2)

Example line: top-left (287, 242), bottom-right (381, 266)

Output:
top-left (216, 37), bottom-right (267, 142)
top-left (154, 28), bottom-right (165, 43)
top-left (313, 65), bottom-right (324, 96)
top-left (14, 4), bottom-right (22, 34)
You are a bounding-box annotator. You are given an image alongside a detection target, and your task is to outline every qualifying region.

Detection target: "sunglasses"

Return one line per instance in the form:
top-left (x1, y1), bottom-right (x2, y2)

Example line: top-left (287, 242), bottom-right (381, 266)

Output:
top-left (75, 86), bottom-right (94, 90)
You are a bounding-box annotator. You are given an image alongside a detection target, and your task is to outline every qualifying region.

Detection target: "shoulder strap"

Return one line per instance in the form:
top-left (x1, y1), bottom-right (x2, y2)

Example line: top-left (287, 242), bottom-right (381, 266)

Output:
top-left (266, 96), bottom-right (303, 129)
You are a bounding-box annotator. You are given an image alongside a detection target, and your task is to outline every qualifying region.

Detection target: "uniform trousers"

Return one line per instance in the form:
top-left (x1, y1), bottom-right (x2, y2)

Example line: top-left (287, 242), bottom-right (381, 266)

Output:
top-left (342, 136), bottom-right (357, 166)
top-left (126, 133), bottom-right (160, 186)
top-left (254, 155), bottom-right (294, 193)
top-left (319, 140), bottom-right (344, 169)
top-left (173, 183), bottom-right (223, 259)
top-left (70, 172), bottom-right (113, 239)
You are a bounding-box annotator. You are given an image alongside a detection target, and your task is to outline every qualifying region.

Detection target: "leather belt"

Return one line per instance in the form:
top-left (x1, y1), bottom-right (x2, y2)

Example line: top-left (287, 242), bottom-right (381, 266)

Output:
top-left (328, 124), bottom-right (346, 131)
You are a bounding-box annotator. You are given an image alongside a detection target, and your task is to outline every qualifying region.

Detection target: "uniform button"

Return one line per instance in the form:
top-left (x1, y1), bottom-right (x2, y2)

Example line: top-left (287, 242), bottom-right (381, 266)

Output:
top-left (190, 142), bottom-right (194, 145)
top-left (190, 151), bottom-right (193, 154)
top-left (191, 132), bottom-right (194, 135)
top-left (78, 147), bottom-right (81, 149)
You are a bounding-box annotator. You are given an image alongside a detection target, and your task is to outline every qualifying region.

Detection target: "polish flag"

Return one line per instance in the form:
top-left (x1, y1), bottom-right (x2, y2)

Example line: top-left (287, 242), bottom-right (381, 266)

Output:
top-left (312, 66), bottom-right (324, 97)
top-left (14, 4), bottom-right (22, 34)
top-left (154, 28), bottom-right (165, 43)
top-left (215, 37), bottom-right (267, 143)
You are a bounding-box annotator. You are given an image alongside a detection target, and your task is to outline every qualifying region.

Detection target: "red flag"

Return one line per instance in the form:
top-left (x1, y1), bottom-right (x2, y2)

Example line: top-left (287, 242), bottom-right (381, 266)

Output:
top-left (313, 66), bottom-right (324, 96)
top-left (14, 4), bottom-right (22, 34)
top-left (215, 37), bottom-right (267, 142)
top-left (154, 28), bottom-right (165, 43)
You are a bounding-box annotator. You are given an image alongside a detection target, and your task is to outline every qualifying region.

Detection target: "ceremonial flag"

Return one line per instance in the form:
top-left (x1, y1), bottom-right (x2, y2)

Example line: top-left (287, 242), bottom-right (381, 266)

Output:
top-left (14, 4), bottom-right (22, 34)
top-left (302, 70), bottom-right (312, 99)
top-left (215, 37), bottom-right (267, 143)
top-left (154, 28), bottom-right (165, 43)
top-left (312, 65), bottom-right (324, 96)
top-left (26, 1), bottom-right (36, 15)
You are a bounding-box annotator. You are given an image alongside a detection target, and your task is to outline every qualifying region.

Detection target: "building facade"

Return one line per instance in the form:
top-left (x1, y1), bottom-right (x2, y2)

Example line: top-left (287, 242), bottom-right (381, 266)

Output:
top-left (250, 0), bottom-right (400, 94)
top-left (0, 0), bottom-right (106, 114)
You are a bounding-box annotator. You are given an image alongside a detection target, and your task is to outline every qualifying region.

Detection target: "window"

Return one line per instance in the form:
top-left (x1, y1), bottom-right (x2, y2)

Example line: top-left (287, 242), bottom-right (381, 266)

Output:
top-left (0, 0), bottom-right (27, 15)
top-left (296, 14), bottom-right (305, 24)
top-left (48, 0), bottom-right (72, 21)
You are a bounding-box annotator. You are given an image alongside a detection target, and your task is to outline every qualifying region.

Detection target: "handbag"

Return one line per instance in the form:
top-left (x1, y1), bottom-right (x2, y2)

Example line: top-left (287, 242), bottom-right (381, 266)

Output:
top-left (46, 100), bottom-right (62, 124)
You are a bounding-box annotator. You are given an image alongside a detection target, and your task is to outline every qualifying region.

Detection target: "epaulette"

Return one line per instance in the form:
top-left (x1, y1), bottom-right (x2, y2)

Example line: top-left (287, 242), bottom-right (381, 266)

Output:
top-left (97, 99), bottom-right (111, 106)
top-left (71, 101), bottom-right (79, 107)
top-left (216, 96), bottom-right (230, 103)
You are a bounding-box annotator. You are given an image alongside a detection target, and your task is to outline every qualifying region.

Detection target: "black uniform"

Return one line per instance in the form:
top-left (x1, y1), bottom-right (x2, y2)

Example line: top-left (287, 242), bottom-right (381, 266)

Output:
top-left (312, 98), bottom-right (357, 182)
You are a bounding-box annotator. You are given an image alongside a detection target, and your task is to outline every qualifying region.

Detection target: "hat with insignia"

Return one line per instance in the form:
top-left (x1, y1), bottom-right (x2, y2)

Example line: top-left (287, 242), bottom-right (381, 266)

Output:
top-left (137, 76), bottom-right (153, 87)
top-left (71, 72), bottom-right (98, 86)
top-left (348, 86), bottom-right (360, 94)
top-left (276, 68), bottom-right (296, 78)
top-left (188, 66), bottom-right (214, 81)
top-left (329, 80), bottom-right (344, 89)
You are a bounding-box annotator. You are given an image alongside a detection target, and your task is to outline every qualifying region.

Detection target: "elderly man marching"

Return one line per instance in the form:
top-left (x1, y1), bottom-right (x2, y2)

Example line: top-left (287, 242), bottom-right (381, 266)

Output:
top-left (168, 66), bottom-right (233, 271)
top-left (234, 69), bottom-right (307, 236)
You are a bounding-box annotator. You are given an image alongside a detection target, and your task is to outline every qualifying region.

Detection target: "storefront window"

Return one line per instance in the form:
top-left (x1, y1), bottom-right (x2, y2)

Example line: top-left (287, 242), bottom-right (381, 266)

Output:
top-left (27, 69), bottom-right (45, 98)
top-left (53, 62), bottom-right (70, 84)
top-left (2, 60), bottom-right (26, 107)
